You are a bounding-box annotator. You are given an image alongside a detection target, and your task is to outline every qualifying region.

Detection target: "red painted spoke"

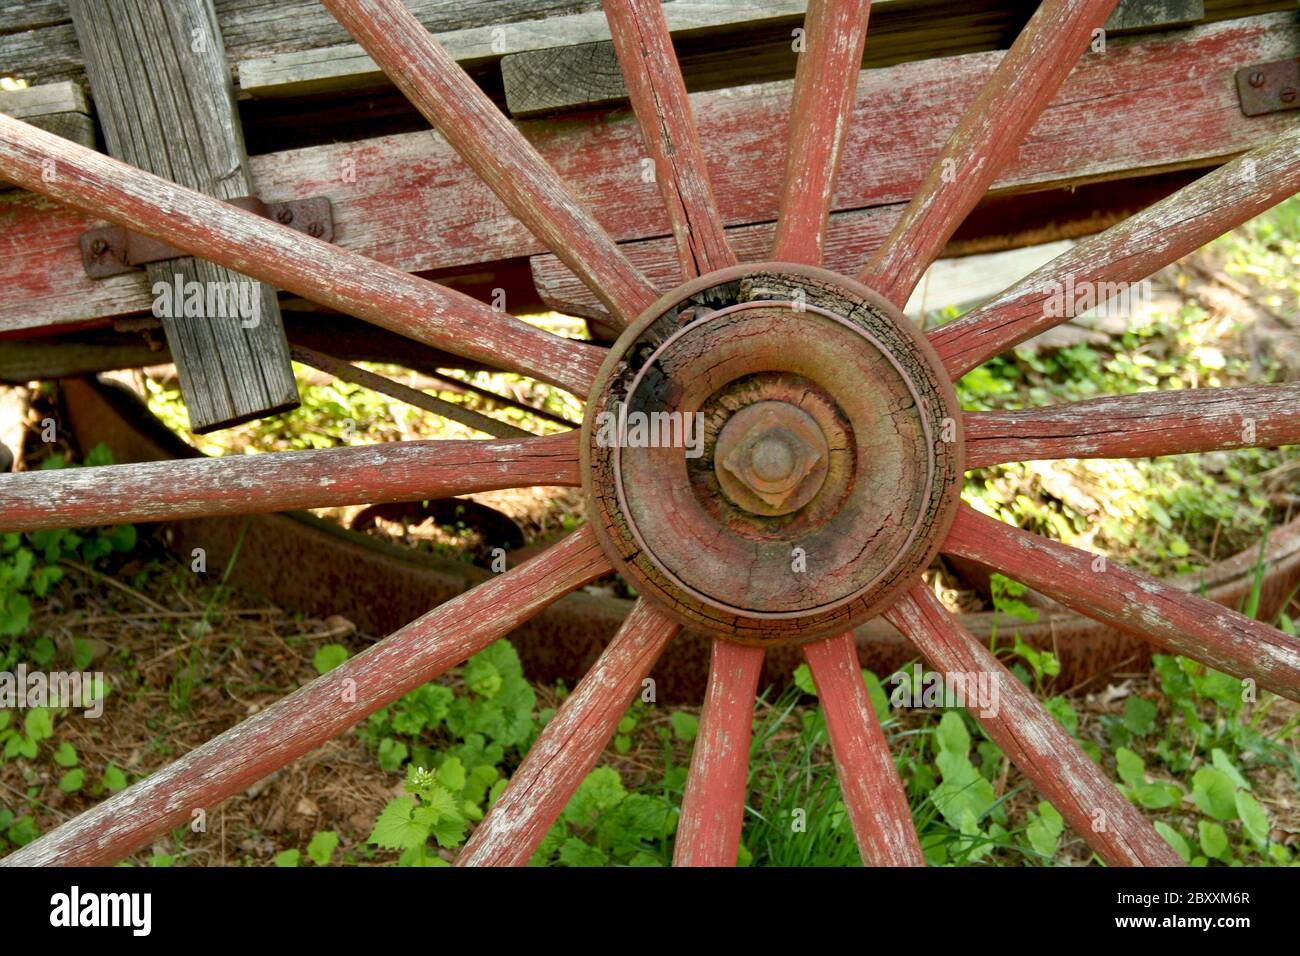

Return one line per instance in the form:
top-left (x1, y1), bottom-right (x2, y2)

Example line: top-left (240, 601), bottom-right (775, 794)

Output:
top-left (931, 125), bottom-right (1300, 378)
top-left (0, 113), bottom-right (602, 395)
top-left (884, 586), bottom-right (1183, 866)
top-left (1, 527), bottom-right (611, 866)
top-left (674, 640), bottom-right (763, 867)
top-left (944, 505), bottom-right (1300, 699)
top-left (0, 432), bottom-right (579, 532)
top-left (456, 599), bottom-right (679, 866)
top-left (772, 0), bottom-right (872, 265)
top-left (802, 633), bottom-right (923, 866)
top-left (857, 0), bottom-right (1118, 307)
top-left (605, 0), bottom-right (736, 278)
top-left (965, 383), bottom-right (1300, 469)
top-left (323, 0), bottom-right (658, 327)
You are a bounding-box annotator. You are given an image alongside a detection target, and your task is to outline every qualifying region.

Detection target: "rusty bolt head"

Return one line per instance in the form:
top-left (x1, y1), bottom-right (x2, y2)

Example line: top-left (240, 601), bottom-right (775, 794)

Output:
top-left (275, 207), bottom-right (295, 225)
top-left (90, 237), bottom-right (109, 256)
top-left (715, 401), bottom-right (829, 516)
top-left (1248, 70), bottom-right (1266, 88)
top-left (1281, 87), bottom-right (1297, 104)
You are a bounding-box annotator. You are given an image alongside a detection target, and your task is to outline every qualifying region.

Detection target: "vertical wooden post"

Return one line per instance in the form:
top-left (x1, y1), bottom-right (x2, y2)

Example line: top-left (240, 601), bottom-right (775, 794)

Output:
top-left (68, 0), bottom-right (298, 432)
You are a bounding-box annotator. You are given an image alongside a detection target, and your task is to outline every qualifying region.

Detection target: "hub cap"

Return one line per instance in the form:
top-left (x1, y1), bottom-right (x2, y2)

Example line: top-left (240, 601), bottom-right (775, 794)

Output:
top-left (582, 263), bottom-right (964, 645)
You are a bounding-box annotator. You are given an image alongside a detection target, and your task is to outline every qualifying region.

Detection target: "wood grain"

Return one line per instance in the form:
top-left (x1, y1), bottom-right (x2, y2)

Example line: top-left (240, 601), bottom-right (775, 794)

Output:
top-left (604, 0), bottom-right (736, 278)
top-left (944, 505), bottom-right (1300, 700)
top-left (456, 598), bottom-right (679, 866)
top-left (322, 0), bottom-right (659, 327)
top-left (0, 432), bottom-right (579, 531)
top-left (965, 383), bottom-right (1300, 468)
top-left (674, 639), bottom-right (763, 866)
top-left (931, 124), bottom-right (1300, 379)
top-left (802, 632), bottom-right (924, 865)
top-left (884, 586), bottom-right (1184, 866)
top-left (0, 525), bottom-right (612, 866)
top-left (858, 0), bottom-right (1120, 307)
top-left (0, 111), bottom-right (605, 395)
top-left (70, 0), bottom-right (300, 433)
top-left (772, 0), bottom-right (872, 265)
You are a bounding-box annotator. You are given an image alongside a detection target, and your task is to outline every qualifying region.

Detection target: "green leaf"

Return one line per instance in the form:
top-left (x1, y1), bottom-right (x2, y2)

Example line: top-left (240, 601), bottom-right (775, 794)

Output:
top-left (670, 711), bottom-right (698, 743)
top-left (23, 707), bottom-right (53, 742)
top-left (53, 741), bottom-right (79, 768)
top-left (1235, 790), bottom-right (1269, 851)
top-left (101, 764), bottom-right (128, 793)
top-left (436, 755), bottom-right (466, 793)
top-left (57, 768), bottom-right (84, 793)
top-left (377, 738), bottom-right (408, 772)
top-left (935, 711), bottom-right (970, 756)
top-left (1133, 783), bottom-right (1179, 810)
top-left (792, 663), bottom-right (817, 696)
top-left (149, 854), bottom-right (174, 868)
top-left (1154, 822), bottom-right (1191, 863)
top-left (862, 670), bottom-right (890, 720)
top-left (369, 797), bottom-right (430, 850)
top-left (307, 830), bottom-right (340, 866)
top-left (1122, 697), bottom-right (1157, 735)
top-left (1026, 801), bottom-right (1064, 858)
top-left (312, 643), bottom-right (350, 674)
top-left (464, 655), bottom-right (503, 699)
top-left (557, 838), bottom-right (607, 867)
top-left (1191, 767), bottom-right (1238, 820)
top-left (1115, 747), bottom-right (1145, 788)
top-left (273, 849), bottom-right (301, 867)
top-left (1198, 820), bottom-right (1229, 860)
top-left (1210, 749), bottom-right (1250, 790)
top-left (563, 767), bottom-right (625, 829)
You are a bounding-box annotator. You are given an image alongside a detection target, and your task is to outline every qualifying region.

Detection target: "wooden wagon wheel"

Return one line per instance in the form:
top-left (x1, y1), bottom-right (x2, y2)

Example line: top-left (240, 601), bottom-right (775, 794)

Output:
top-left (2, 0), bottom-right (1299, 868)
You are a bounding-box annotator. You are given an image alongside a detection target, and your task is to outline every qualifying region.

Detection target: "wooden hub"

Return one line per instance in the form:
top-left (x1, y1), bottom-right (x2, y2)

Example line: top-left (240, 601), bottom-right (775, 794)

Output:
top-left (583, 263), bottom-right (965, 645)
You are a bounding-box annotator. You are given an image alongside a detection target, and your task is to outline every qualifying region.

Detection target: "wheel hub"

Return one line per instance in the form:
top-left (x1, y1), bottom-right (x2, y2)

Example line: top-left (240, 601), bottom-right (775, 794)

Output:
top-left (582, 263), bottom-right (964, 645)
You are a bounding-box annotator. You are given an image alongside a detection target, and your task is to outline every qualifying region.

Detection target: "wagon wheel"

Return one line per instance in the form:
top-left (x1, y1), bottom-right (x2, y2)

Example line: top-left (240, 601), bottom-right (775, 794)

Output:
top-left (2, 0), bottom-right (1299, 868)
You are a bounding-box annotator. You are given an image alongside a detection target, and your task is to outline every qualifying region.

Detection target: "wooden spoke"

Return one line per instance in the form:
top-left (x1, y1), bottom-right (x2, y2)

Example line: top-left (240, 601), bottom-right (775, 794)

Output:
top-left (857, 0), bottom-right (1118, 307)
top-left (802, 633), bottom-right (923, 866)
top-left (0, 113), bottom-right (603, 395)
top-left (884, 586), bottom-right (1183, 866)
top-left (674, 640), bottom-right (764, 867)
top-left (772, 0), bottom-right (872, 265)
top-left (965, 383), bottom-right (1300, 468)
top-left (323, 0), bottom-right (659, 327)
top-left (944, 505), bottom-right (1300, 699)
top-left (289, 345), bottom-right (534, 440)
top-left (456, 599), bottom-right (679, 866)
top-left (931, 125), bottom-right (1300, 379)
top-left (0, 432), bottom-right (579, 532)
top-left (1, 527), bottom-right (611, 866)
top-left (605, 0), bottom-right (735, 278)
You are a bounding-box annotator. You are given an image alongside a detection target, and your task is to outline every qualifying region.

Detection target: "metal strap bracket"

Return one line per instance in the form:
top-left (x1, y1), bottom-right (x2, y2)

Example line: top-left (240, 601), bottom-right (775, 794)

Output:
top-left (1236, 57), bottom-right (1300, 117)
top-left (79, 195), bottom-right (333, 278)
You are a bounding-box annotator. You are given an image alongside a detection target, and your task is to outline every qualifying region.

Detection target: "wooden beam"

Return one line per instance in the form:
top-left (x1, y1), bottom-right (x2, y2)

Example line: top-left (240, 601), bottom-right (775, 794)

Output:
top-left (0, 81), bottom-right (93, 155)
top-left (3, 13), bottom-right (1297, 334)
top-left (1106, 0), bottom-right (1205, 32)
top-left (68, 0), bottom-right (299, 432)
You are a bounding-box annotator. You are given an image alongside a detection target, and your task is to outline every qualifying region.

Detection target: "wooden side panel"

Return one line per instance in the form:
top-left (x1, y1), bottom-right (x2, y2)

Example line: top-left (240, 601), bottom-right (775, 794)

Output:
top-left (4, 14), bottom-right (1297, 332)
top-left (69, 0), bottom-right (300, 433)
top-left (321, 0), bottom-right (659, 327)
top-left (944, 505), bottom-right (1300, 699)
top-left (674, 640), bottom-right (763, 867)
top-left (0, 526), bottom-right (612, 866)
top-left (0, 431), bottom-right (580, 532)
top-left (858, 0), bottom-right (1120, 307)
top-left (884, 586), bottom-right (1184, 866)
top-left (802, 633), bottom-right (924, 866)
top-left (605, 0), bottom-right (735, 278)
top-left (456, 599), bottom-right (679, 866)
top-left (965, 383), bottom-right (1300, 467)
top-left (932, 125), bottom-right (1300, 378)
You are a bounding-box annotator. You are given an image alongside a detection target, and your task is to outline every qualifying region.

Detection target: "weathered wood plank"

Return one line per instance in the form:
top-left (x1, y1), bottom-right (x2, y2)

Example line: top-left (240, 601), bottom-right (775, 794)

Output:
top-left (4, 13), bottom-right (1297, 333)
top-left (0, 112), bottom-right (606, 394)
top-left (674, 639), bottom-right (763, 866)
top-left (0, 81), bottom-right (93, 154)
top-left (884, 586), bottom-right (1184, 866)
top-left (1106, 0), bottom-right (1204, 31)
top-left (456, 599), bottom-right (679, 867)
top-left (1, 525), bottom-right (611, 866)
top-left (943, 505), bottom-right (1300, 699)
top-left (69, 0), bottom-right (300, 432)
top-left (964, 383), bottom-right (1300, 467)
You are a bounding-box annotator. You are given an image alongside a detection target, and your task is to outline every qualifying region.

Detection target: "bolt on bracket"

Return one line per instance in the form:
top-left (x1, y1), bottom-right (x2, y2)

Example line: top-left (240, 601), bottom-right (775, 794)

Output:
top-left (79, 196), bottom-right (334, 278)
top-left (1235, 57), bottom-right (1300, 117)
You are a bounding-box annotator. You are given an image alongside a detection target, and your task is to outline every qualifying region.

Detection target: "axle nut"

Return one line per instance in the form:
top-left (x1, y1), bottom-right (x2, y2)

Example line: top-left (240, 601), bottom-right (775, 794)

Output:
top-left (715, 401), bottom-right (829, 515)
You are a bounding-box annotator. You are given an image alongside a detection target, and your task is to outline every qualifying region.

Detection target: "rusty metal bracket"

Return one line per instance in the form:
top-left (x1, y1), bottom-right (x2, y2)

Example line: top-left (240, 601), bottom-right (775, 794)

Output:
top-left (79, 196), bottom-right (334, 278)
top-left (1236, 57), bottom-right (1300, 117)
